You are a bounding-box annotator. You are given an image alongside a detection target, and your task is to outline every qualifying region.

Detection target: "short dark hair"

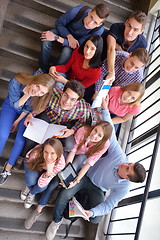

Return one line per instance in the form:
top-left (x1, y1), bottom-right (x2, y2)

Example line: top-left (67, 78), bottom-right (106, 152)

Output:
top-left (63, 80), bottom-right (85, 100)
top-left (128, 162), bottom-right (146, 183)
top-left (131, 48), bottom-right (149, 65)
top-left (128, 11), bottom-right (147, 29)
top-left (79, 35), bottom-right (103, 68)
top-left (92, 3), bottom-right (110, 20)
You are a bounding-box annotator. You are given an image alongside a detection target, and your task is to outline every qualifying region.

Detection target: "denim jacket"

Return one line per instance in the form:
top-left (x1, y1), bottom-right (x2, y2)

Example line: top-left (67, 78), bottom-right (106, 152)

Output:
top-left (8, 77), bottom-right (32, 113)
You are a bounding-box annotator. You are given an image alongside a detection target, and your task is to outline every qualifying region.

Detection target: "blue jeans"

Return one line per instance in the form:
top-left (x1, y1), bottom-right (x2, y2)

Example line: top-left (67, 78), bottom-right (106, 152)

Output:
top-left (39, 28), bottom-right (73, 72)
top-left (0, 97), bottom-right (26, 166)
top-left (24, 161), bottom-right (48, 195)
top-left (52, 176), bottom-right (105, 224)
top-left (38, 175), bottom-right (60, 206)
top-left (64, 136), bottom-right (87, 172)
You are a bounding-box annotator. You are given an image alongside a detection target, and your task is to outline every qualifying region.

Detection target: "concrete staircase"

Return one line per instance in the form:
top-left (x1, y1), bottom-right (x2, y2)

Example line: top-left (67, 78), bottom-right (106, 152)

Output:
top-left (0, 0), bottom-right (134, 239)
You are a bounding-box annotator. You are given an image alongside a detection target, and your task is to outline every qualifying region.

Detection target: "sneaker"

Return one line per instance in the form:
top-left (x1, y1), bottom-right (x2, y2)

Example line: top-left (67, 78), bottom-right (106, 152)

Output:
top-left (13, 156), bottom-right (24, 170)
top-left (0, 167), bottom-right (11, 185)
top-left (25, 209), bottom-right (42, 229)
top-left (20, 186), bottom-right (30, 201)
top-left (46, 220), bottom-right (63, 240)
top-left (33, 68), bottom-right (45, 75)
top-left (24, 192), bottom-right (35, 209)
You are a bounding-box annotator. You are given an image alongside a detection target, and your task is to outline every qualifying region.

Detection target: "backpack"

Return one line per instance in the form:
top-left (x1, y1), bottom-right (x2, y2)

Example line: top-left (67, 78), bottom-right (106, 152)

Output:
top-left (69, 6), bottom-right (104, 34)
top-left (63, 189), bottom-right (89, 239)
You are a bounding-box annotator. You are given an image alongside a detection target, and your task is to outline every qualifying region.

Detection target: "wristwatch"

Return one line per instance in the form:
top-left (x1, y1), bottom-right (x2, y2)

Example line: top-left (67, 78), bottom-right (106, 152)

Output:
top-left (55, 35), bottom-right (59, 41)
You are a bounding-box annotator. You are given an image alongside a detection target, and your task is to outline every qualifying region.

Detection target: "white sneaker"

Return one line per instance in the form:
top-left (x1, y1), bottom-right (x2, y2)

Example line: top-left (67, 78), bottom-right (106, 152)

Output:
top-left (33, 68), bottom-right (45, 75)
top-left (46, 220), bottom-right (63, 240)
top-left (25, 209), bottom-right (42, 229)
top-left (24, 192), bottom-right (35, 209)
top-left (20, 186), bottom-right (30, 201)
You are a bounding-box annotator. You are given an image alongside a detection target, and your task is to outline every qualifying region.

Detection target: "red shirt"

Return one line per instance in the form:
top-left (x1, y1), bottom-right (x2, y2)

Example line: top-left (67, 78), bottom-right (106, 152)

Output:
top-left (55, 47), bottom-right (101, 88)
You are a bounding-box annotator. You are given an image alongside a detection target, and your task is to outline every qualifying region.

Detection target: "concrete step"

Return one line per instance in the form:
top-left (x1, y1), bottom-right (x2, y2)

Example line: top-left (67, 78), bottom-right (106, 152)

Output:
top-left (0, 187), bottom-right (87, 239)
top-left (0, 28), bottom-right (40, 64)
top-left (0, 230), bottom-right (76, 240)
top-left (0, 56), bottom-right (36, 82)
top-left (4, 1), bottom-right (56, 36)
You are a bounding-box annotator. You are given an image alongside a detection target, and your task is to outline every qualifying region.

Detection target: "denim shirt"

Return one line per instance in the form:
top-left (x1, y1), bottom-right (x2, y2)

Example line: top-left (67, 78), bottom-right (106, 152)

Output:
top-left (8, 77), bottom-right (32, 113)
top-left (55, 5), bottom-right (104, 47)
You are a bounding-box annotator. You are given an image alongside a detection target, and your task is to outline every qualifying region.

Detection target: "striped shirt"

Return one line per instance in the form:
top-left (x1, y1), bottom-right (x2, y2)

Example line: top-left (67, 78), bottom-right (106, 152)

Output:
top-left (95, 51), bottom-right (143, 91)
top-left (46, 87), bottom-right (91, 132)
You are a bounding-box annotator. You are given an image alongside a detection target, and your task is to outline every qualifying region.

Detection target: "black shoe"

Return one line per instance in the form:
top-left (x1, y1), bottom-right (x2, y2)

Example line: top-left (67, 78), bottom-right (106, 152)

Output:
top-left (0, 169), bottom-right (11, 184)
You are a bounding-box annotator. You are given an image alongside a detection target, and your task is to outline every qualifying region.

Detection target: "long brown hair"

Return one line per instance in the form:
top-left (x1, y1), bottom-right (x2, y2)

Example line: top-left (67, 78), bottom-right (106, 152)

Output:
top-left (121, 82), bottom-right (145, 107)
top-left (27, 138), bottom-right (63, 171)
top-left (77, 121), bottom-right (112, 158)
top-left (14, 72), bottom-right (55, 112)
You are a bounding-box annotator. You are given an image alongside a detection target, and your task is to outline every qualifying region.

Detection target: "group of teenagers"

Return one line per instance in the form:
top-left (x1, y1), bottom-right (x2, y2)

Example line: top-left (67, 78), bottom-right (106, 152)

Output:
top-left (0, 3), bottom-right (149, 240)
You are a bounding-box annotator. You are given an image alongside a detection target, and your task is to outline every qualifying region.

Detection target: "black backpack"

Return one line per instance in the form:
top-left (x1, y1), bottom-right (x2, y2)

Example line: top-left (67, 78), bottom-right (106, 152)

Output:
top-left (63, 189), bottom-right (89, 239)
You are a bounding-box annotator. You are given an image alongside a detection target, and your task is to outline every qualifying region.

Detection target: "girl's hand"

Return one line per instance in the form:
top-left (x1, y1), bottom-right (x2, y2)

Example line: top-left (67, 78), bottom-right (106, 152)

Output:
top-left (68, 181), bottom-right (77, 189)
top-left (49, 66), bottom-right (58, 79)
top-left (45, 162), bottom-right (55, 177)
top-left (10, 120), bottom-right (19, 132)
top-left (101, 95), bottom-right (109, 110)
top-left (23, 85), bottom-right (31, 97)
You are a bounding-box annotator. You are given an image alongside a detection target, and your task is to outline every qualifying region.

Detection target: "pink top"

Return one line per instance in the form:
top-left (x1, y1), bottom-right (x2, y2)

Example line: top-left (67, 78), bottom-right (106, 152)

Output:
top-left (71, 126), bottom-right (110, 166)
top-left (26, 145), bottom-right (65, 187)
top-left (55, 47), bottom-right (101, 88)
top-left (108, 86), bottom-right (141, 117)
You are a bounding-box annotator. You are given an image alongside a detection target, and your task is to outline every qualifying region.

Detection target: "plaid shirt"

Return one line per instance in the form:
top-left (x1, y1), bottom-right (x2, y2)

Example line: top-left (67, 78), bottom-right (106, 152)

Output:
top-left (95, 51), bottom-right (143, 91)
top-left (46, 87), bottom-right (91, 132)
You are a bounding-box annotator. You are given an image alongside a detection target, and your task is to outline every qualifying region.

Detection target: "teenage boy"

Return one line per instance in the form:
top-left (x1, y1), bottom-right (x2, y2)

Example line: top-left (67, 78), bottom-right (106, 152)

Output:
top-left (38, 3), bottom-right (109, 72)
top-left (102, 11), bottom-right (147, 82)
top-left (95, 48), bottom-right (149, 93)
top-left (45, 98), bottom-right (146, 240)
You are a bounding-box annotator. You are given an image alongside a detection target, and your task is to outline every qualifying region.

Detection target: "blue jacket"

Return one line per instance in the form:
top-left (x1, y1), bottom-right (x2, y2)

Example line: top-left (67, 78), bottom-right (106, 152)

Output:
top-left (55, 5), bottom-right (104, 47)
top-left (8, 77), bottom-right (32, 113)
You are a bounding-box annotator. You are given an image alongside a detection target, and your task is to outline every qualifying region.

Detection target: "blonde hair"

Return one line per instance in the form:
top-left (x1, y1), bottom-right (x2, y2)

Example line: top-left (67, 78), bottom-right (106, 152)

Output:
top-left (121, 82), bottom-right (145, 106)
top-left (14, 72), bottom-right (55, 112)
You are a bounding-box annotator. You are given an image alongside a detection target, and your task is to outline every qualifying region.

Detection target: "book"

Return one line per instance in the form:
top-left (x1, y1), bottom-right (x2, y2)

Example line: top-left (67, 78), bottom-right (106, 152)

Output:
top-left (23, 118), bottom-right (67, 144)
top-left (69, 197), bottom-right (90, 221)
top-left (58, 163), bottom-right (77, 189)
top-left (92, 80), bottom-right (111, 108)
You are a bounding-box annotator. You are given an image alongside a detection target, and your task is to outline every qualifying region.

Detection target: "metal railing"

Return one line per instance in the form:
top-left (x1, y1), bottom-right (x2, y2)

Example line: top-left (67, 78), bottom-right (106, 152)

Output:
top-left (104, 10), bottom-right (160, 240)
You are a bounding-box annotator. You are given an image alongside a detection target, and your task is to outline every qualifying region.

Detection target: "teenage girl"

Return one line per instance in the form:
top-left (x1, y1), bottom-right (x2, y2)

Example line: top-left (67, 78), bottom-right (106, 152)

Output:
top-left (0, 73), bottom-right (55, 184)
top-left (108, 82), bottom-right (145, 125)
top-left (49, 35), bottom-right (103, 102)
top-left (65, 120), bottom-right (112, 188)
top-left (21, 138), bottom-right (65, 209)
